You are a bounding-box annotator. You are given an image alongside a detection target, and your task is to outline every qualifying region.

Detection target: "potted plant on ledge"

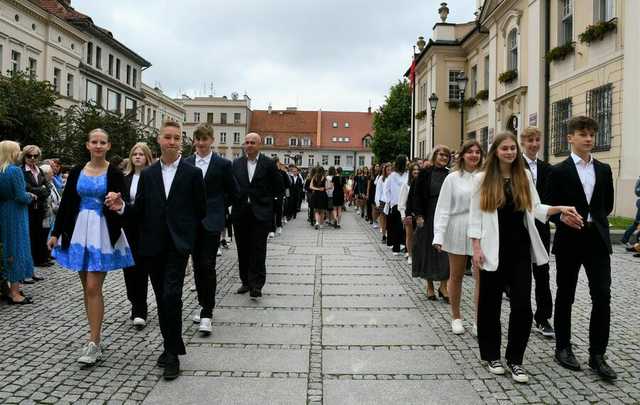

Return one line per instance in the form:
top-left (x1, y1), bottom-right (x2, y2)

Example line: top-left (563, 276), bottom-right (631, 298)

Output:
top-left (415, 110), bottom-right (427, 120)
top-left (498, 69), bottom-right (518, 84)
top-left (476, 89), bottom-right (489, 100)
top-left (545, 42), bottom-right (575, 63)
top-left (579, 19), bottom-right (617, 44)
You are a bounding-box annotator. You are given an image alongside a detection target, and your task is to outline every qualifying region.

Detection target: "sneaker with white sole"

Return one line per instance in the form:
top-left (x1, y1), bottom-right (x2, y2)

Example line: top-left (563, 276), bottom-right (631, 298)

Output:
top-left (78, 342), bottom-right (102, 365)
top-left (407, 257), bottom-right (412, 265)
top-left (198, 318), bottom-right (212, 335)
top-left (193, 314), bottom-right (201, 324)
top-left (507, 363), bottom-right (529, 383)
top-left (535, 320), bottom-right (555, 338)
top-left (132, 317), bottom-right (146, 329)
top-left (217, 248), bottom-right (222, 257)
top-left (487, 360), bottom-right (505, 375)
top-left (471, 323), bottom-right (478, 337)
top-left (268, 232), bottom-right (275, 238)
top-left (190, 284), bottom-right (196, 292)
top-left (451, 319), bottom-right (465, 335)
top-left (276, 227), bottom-right (283, 236)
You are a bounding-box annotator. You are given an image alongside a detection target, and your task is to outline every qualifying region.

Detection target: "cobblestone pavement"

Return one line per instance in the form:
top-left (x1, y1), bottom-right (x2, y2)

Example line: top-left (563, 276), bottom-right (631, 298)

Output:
top-left (0, 207), bottom-right (639, 404)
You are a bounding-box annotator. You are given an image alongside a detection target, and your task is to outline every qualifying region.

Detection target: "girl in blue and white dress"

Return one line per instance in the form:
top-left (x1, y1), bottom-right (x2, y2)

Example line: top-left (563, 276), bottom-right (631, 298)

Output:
top-left (48, 128), bottom-right (133, 366)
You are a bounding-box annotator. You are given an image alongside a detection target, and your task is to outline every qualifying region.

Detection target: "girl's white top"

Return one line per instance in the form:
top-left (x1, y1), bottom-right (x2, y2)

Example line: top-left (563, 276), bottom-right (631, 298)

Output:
top-left (383, 171), bottom-right (408, 208)
top-left (432, 170), bottom-right (476, 255)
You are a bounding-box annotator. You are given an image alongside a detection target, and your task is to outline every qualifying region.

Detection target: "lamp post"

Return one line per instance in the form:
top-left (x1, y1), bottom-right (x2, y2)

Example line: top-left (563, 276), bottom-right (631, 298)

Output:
top-left (456, 72), bottom-right (468, 146)
top-left (428, 93), bottom-right (439, 150)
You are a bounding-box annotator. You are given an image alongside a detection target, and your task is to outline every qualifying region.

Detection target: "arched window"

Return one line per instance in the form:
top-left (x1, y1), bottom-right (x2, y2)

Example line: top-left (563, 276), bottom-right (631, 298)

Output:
top-left (507, 29), bottom-right (518, 71)
top-left (265, 136), bottom-right (274, 146)
top-left (363, 135), bottom-right (372, 148)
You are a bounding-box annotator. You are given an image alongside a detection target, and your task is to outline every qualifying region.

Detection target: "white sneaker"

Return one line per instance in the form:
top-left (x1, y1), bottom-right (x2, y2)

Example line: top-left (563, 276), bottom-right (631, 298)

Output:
top-left (407, 257), bottom-right (412, 265)
top-left (193, 314), bottom-right (201, 324)
top-left (508, 363), bottom-right (529, 383)
top-left (78, 342), bottom-right (102, 365)
top-left (393, 251), bottom-right (401, 256)
top-left (451, 319), bottom-right (465, 335)
top-left (190, 284), bottom-right (196, 292)
top-left (283, 218), bottom-right (288, 224)
top-left (276, 227), bottom-right (283, 236)
top-left (400, 244), bottom-right (406, 250)
top-left (268, 232), bottom-right (275, 238)
top-left (372, 223), bottom-right (379, 229)
top-left (198, 318), bottom-right (212, 335)
top-left (132, 317), bottom-right (146, 329)
top-left (471, 323), bottom-right (478, 337)
top-left (487, 360), bottom-right (505, 375)
top-left (404, 252), bottom-right (409, 258)
top-left (217, 248), bottom-right (222, 257)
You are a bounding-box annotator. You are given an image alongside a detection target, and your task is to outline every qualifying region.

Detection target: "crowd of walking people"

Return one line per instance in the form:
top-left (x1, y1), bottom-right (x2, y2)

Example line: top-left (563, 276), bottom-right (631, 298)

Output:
top-left (0, 115), bottom-right (628, 384)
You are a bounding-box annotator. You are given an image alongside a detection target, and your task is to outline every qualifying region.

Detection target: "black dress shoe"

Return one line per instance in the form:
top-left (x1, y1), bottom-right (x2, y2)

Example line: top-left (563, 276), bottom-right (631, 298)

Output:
top-left (249, 289), bottom-right (262, 299)
top-left (32, 274), bottom-right (45, 281)
top-left (163, 355), bottom-right (180, 380)
top-left (236, 285), bottom-right (250, 294)
top-left (589, 354), bottom-right (617, 381)
top-left (157, 351), bottom-right (168, 368)
top-left (22, 278), bottom-right (35, 285)
top-left (555, 347), bottom-right (581, 371)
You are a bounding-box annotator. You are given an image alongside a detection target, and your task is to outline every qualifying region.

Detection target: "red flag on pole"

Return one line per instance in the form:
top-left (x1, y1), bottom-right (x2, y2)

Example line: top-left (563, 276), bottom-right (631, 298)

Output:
top-left (409, 56), bottom-right (416, 90)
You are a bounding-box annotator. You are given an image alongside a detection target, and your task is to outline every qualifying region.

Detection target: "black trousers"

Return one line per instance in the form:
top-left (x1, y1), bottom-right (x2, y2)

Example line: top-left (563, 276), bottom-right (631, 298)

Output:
top-left (28, 210), bottom-right (48, 266)
top-left (387, 206), bottom-right (404, 252)
top-left (224, 211), bottom-right (233, 240)
top-left (532, 221), bottom-right (552, 324)
top-left (233, 208), bottom-right (270, 290)
top-left (272, 197), bottom-right (283, 231)
top-left (192, 228), bottom-right (220, 318)
top-left (478, 251), bottom-right (533, 365)
top-left (122, 262), bottom-right (149, 320)
top-left (554, 226), bottom-right (611, 355)
top-left (145, 243), bottom-right (189, 356)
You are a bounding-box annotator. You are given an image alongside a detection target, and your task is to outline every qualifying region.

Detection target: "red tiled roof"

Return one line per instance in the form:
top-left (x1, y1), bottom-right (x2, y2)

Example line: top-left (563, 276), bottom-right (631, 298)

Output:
top-left (250, 110), bottom-right (318, 148)
top-left (35, 0), bottom-right (91, 22)
top-left (320, 111), bottom-right (373, 150)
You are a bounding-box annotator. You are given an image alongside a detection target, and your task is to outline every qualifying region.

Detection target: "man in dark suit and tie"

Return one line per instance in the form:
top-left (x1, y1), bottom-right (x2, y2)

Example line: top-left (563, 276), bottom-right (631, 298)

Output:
top-left (520, 127), bottom-right (554, 338)
top-left (108, 121), bottom-right (206, 380)
top-left (184, 124), bottom-right (236, 335)
top-left (548, 116), bottom-right (617, 381)
top-left (232, 133), bottom-right (284, 298)
top-left (287, 165), bottom-right (303, 220)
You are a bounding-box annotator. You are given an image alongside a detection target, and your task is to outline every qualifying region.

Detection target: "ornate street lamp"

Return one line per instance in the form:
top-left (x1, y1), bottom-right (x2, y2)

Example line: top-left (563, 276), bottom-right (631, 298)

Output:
top-left (428, 93), bottom-right (439, 149)
top-left (456, 72), bottom-right (468, 146)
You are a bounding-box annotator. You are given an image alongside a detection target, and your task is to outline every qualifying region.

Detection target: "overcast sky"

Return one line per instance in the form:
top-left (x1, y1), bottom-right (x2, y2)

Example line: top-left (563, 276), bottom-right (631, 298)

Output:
top-left (73, 0), bottom-right (476, 112)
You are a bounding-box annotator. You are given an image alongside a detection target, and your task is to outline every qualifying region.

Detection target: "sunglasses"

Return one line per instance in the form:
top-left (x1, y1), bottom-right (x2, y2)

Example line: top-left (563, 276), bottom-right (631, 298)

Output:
top-left (26, 154), bottom-right (40, 159)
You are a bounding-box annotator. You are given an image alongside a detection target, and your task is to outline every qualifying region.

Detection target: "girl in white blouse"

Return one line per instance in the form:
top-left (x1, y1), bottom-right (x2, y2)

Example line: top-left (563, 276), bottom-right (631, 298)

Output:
top-left (374, 163), bottom-right (392, 243)
top-left (398, 163), bottom-right (421, 265)
top-left (433, 140), bottom-right (483, 336)
top-left (383, 156), bottom-right (409, 254)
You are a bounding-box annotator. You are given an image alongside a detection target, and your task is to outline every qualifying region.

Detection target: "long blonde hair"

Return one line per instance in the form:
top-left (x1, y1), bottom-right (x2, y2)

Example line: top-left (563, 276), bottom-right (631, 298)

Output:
top-left (479, 132), bottom-right (532, 212)
top-left (0, 141), bottom-right (21, 172)
top-left (124, 142), bottom-right (153, 175)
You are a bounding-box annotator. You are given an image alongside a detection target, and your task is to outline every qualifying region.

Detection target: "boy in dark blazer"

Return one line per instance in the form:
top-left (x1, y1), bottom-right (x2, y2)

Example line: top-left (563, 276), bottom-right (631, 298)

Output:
top-left (231, 133), bottom-right (284, 298)
top-left (184, 125), bottom-right (237, 335)
top-left (548, 116), bottom-right (617, 381)
top-left (108, 122), bottom-right (206, 381)
top-left (520, 127), bottom-right (554, 338)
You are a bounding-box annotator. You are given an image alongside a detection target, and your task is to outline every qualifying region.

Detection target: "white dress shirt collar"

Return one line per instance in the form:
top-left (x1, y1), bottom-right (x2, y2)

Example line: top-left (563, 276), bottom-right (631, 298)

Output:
top-left (523, 154), bottom-right (537, 166)
top-left (160, 157), bottom-right (180, 198)
top-left (571, 152), bottom-right (593, 167)
top-left (196, 151), bottom-right (213, 164)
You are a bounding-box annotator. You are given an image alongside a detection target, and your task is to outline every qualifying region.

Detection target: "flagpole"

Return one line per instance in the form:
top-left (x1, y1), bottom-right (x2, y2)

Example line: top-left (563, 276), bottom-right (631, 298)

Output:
top-left (410, 49), bottom-right (416, 160)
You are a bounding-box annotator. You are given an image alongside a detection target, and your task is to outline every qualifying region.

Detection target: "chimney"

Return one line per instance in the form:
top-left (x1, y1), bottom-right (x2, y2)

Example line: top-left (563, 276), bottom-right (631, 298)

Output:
top-left (367, 106), bottom-right (372, 114)
top-left (267, 103), bottom-right (272, 114)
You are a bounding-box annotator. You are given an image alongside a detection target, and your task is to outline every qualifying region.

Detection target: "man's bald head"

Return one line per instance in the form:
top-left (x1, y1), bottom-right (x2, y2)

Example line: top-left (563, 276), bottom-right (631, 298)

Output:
top-left (244, 132), bottom-right (262, 159)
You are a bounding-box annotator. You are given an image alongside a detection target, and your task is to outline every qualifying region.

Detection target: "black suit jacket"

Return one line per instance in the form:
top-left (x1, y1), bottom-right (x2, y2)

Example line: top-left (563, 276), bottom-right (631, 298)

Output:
top-left (524, 157), bottom-right (552, 248)
top-left (184, 153), bottom-right (237, 233)
top-left (548, 156), bottom-right (614, 254)
top-left (231, 154), bottom-right (284, 223)
top-left (126, 159), bottom-right (206, 256)
top-left (52, 164), bottom-right (125, 250)
top-left (23, 165), bottom-right (50, 214)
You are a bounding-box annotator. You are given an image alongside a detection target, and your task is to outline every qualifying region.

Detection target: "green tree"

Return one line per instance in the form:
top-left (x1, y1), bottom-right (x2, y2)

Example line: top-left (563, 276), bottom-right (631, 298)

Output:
top-left (55, 103), bottom-right (156, 166)
top-left (0, 71), bottom-right (60, 149)
top-left (372, 80), bottom-right (411, 163)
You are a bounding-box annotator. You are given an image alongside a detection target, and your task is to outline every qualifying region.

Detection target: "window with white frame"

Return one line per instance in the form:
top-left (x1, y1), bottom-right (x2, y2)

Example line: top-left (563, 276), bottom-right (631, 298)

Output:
top-left (233, 152), bottom-right (240, 159)
top-left (265, 136), bottom-right (274, 145)
top-left (11, 50), bottom-right (21, 74)
top-left (363, 137), bottom-right (372, 148)
top-left (219, 132), bottom-right (227, 144)
top-left (560, 0), bottom-right (573, 45)
top-left (470, 65), bottom-right (478, 97)
top-left (289, 138), bottom-right (298, 147)
top-left (587, 84), bottom-right (613, 151)
top-left (484, 55), bottom-right (490, 90)
top-left (448, 70), bottom-right (462, 100)
top-left (87, 42), bottom-right (93, 65)
top-left (308, 155), bottom-right (315, 166)
top-left (346, 155), bottom-right (353, 167)
top-left (344, 122), bottom-right (350, 128)
top-left (301, 138), bottom-right (311, 147)
top-left (322, 155), bottom-right (328, 165)
top-left (332, 137), bottom-right (338, 142)
top-left (334, 156), bottom-right (341, 165)
top-left (358, 156), bottom-right (365, 167)
top-left (507, 29), bottom-right (518, 71)
top-left (284, 155), bottom-right (291, 164)
top-left (194, 112), bottom-right (200, 122)
top-left (233, 132), bottom-right (241, 144)
top-left (66, 74), bottom-right (74, 98)
top-left (53, 68), bottom-right (61, 93)
top-left (28, 58), bottom-right (37, 79)
top-left (271, 154), bottom-right (278, 159)
top-left (596, 0), bottom-right (614, 21)
top-left (332, 122), bottom-right (338, 128)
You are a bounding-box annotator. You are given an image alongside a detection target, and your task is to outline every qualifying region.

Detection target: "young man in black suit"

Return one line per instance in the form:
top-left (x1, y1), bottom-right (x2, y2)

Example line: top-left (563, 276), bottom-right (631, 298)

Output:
top-left (231, 132), bottom-right (284, 298)
top-left (548, 116), bottom-right (617, 380)
top-left (108, 121), bottom-right (206, 380)
top-left (520, 127), bottom-right (554, 338)
top-left (184, 124), bottom-right (236, 335)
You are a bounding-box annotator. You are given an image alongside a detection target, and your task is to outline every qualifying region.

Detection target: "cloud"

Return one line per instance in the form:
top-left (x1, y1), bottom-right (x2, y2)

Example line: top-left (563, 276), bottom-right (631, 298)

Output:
top-left (73, 0), bottom-right (476, 111)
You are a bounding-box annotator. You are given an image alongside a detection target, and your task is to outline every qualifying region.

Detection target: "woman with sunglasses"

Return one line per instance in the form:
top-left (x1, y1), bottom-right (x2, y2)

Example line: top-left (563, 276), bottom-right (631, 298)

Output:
top-left (21, 145), bottom-right (51, 274)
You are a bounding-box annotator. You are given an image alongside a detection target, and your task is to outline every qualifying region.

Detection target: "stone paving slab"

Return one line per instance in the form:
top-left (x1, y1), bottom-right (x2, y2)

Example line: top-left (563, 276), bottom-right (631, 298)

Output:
top-left (323, 326), bottom-right (439, 346)
top-left (323, 349), bottom-right (458, 374)
top-left (322, 284), bottom-right (406, 296)
top-left (219, 295), bottom-right (313, 308)
top-left (191, 326), bottom-right (311, 345)
top-left (323, 309), bottom-right (424, 325)
top-left (212, 308), bottom-right (312, 325)
top-left (232, 283), bottom-right (314, 295)
top-left (266, 274), bottom-right (315, 284)
top-left (322, 296), bottom-right (415, 308)
top-left (323, 380), bottom-right (483, 405)
top-left (293, 247), bottom-right (347, 255)
top-left (321, 266), bottom-right (392, 275)
top-left (182, 347), bottom-right (309, 372)
top-left (144, 377), bottom-right (307, 405)
top-left (321, 275), bottom-right (400, 285)
top-left (269, 266), bottom-right (315, 274)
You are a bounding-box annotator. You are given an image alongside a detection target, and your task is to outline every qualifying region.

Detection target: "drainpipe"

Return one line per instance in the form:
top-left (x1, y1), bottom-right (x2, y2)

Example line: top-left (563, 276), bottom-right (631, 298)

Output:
top-left (543, 0), bottom-right (551, 162)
